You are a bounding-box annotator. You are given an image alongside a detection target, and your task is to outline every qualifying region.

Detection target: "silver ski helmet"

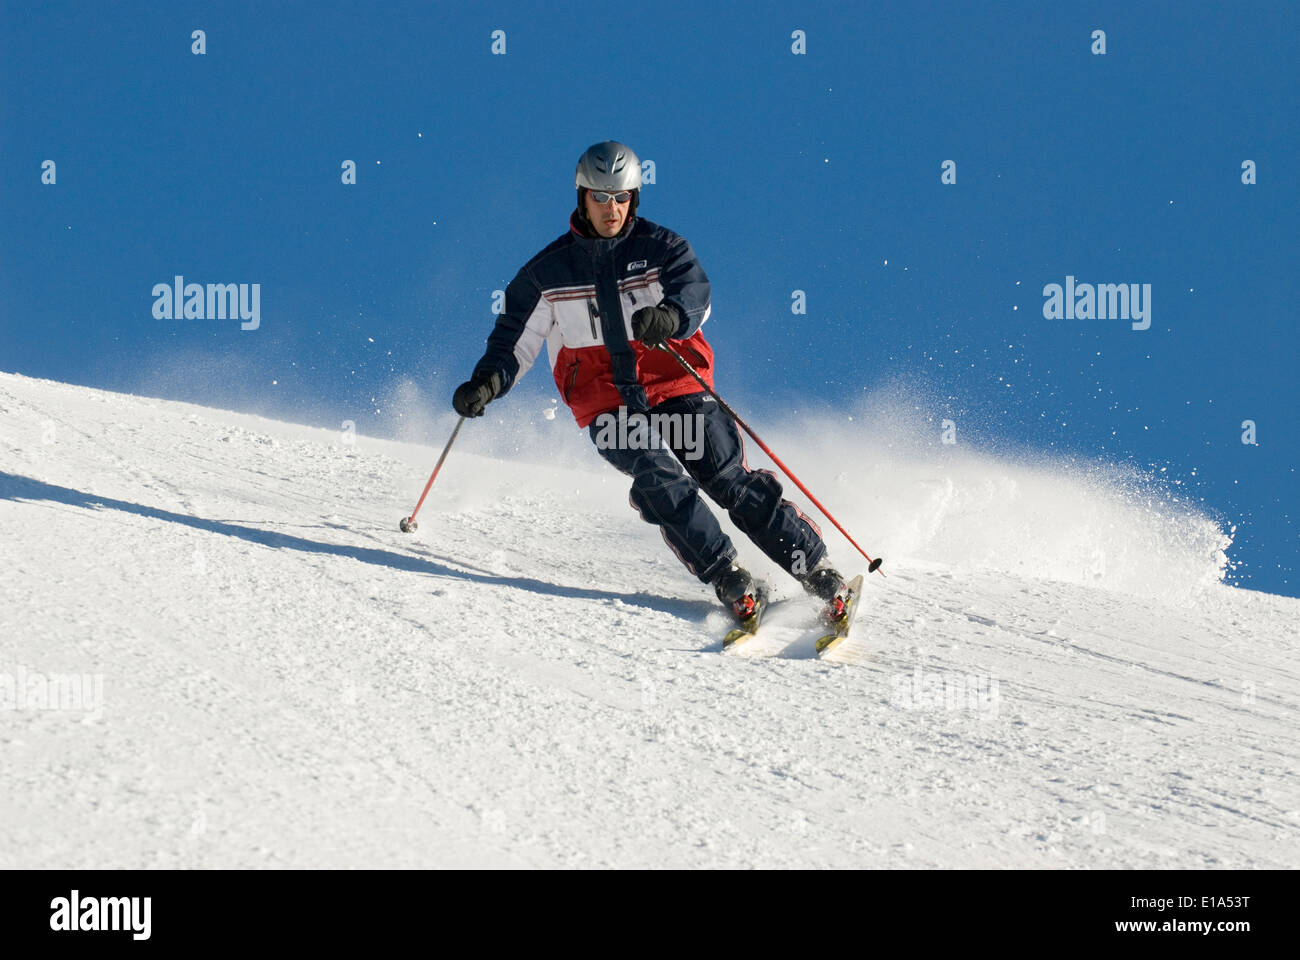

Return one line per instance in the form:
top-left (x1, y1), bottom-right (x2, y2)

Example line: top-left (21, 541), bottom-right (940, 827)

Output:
top-left (575, 140), bottom-right (641, 224)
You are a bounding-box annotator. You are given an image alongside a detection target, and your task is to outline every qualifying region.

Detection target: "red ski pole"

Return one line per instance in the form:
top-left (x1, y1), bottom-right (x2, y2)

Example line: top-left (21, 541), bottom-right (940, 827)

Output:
top-left (399, 416), bottom-right (466, 533)
top-left (657, 343), bottom-right (883, 576)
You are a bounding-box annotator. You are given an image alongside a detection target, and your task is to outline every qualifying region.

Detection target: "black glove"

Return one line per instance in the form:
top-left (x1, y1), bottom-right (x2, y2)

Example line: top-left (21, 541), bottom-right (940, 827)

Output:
top-left (631, 304), bottom-right (682, 348)
top-left (452, 371), bottom-right (502, 418)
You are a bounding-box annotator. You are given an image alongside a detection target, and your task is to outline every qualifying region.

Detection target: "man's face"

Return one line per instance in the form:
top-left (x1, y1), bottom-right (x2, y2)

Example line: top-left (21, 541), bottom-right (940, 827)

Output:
top-left (584, 189), bottom-right (632, 237)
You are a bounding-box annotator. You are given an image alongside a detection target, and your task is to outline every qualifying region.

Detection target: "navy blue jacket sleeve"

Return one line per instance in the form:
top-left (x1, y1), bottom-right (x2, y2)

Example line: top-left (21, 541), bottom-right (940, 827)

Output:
top-left (471, 266), bottom-right (546, 397)
top-left (657, 235), bottom-right (711, 338)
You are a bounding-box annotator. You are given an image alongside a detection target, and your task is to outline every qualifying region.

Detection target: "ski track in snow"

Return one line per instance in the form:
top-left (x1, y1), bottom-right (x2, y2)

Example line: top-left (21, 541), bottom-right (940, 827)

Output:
top-left (1, 372), bottom-right (1296, 868)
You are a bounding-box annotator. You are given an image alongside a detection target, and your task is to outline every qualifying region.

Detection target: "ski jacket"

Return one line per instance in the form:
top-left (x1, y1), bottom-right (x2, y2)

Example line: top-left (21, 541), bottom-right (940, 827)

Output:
top-left (471, 212), bottom-right (715, 427)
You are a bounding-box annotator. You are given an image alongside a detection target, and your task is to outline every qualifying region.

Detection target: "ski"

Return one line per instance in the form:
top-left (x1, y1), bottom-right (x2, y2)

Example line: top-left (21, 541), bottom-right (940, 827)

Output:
top-left (814, 574), bottom-right (866, 658)
top-left (721, 586), bottom-right (770, 652)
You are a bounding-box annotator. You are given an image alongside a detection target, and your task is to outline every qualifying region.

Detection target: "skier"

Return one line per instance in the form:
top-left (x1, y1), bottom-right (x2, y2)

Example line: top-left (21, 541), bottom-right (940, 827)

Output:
top-left (452, 140), bottom-right (848, 622)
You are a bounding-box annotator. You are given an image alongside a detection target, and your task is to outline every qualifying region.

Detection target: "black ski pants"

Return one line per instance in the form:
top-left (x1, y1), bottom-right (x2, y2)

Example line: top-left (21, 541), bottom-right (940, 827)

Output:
top-left (587, 391), bottom-right (827, 584)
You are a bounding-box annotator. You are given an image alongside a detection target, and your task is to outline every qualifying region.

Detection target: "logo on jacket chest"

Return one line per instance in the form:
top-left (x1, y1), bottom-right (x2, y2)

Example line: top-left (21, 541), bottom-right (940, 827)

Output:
top-left (626, 259), bottom-right (647, 271)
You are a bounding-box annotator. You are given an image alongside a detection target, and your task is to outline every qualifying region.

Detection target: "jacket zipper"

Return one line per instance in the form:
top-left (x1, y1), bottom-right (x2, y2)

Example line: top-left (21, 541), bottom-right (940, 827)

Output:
top-left (680, 341), bottom-right (706, 366)
top-left (564, 360), bottom-right (580, 402)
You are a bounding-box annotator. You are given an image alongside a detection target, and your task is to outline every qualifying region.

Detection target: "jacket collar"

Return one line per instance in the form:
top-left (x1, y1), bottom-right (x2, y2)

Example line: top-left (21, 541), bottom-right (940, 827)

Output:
top-left (569, 209), bottom-right (636, 249)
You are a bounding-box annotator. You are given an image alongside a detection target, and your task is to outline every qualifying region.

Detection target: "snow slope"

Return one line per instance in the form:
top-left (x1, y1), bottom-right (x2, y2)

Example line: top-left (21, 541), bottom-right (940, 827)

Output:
top-left (1, 371), bottom-right (1296, 868)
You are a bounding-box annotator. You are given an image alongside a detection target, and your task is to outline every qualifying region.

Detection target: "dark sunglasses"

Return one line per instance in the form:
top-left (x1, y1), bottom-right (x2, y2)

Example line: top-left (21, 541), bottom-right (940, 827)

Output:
top-left (589, 190), bottom-right (632, 204)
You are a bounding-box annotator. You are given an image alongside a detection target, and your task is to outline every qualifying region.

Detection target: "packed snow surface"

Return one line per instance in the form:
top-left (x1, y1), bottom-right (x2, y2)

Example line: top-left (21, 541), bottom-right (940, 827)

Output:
top-left (1, 372), bottom-right (1295, 868)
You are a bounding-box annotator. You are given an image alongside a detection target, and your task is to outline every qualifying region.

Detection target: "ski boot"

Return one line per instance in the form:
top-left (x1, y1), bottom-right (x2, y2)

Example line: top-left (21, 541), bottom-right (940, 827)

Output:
top-left (713, 563), bottom-right (760, 621)
top-left (715, 563), bottom-right (769, 650)
top-left (800, 557), bottom-right (850, 624)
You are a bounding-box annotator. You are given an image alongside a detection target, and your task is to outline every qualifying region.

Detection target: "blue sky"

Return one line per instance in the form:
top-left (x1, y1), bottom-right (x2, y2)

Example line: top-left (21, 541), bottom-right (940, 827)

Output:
top-left (2, 1), bottom-right (1296, 594)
